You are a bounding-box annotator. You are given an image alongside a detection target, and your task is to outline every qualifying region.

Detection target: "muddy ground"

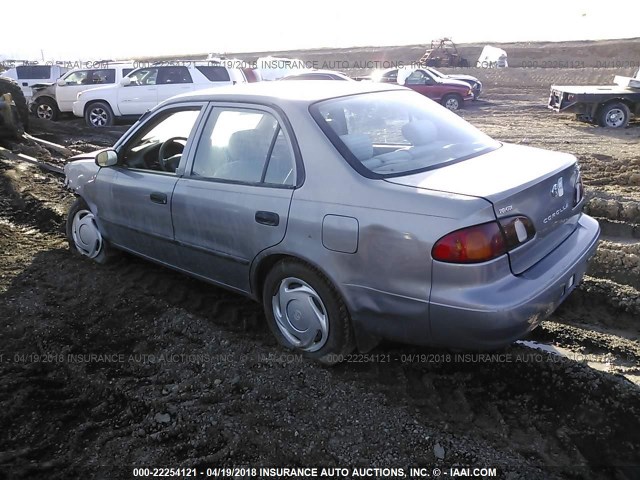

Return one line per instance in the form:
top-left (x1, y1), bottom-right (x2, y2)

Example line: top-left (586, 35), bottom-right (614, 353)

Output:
top-left (1, 71), bottom-right (640, 480)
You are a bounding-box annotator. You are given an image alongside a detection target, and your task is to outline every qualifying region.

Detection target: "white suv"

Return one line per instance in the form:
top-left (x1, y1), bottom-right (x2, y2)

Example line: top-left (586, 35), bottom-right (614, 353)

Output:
top-left (73, 62), bottom-right (247, 127)
top-left (1, 64), bottom-right (70, 103)
top-left (31, 62), bottom-right (135, 121)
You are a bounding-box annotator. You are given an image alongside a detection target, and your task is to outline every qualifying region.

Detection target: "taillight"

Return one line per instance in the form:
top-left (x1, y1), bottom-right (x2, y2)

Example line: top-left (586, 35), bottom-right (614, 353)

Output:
top-left (574, 174), bottom-right (584, 206)
top-left (432, 222), bottom-right (506, 263)
top-left (432, 217), bottom-right (536, 264)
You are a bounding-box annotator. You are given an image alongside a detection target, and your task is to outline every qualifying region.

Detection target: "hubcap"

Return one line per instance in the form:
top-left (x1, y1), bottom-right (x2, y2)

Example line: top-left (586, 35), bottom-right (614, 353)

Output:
top-left (445, 98), bottom-right (459, 110)
top-left (605, 108), bottom-right (625, 128)
top-left (272, 277), bottom-right (329, 352)
top-left (89, 108), bottom-right (108, 127)
top-left (71, 209), bottom-right (103, 258)
top-left (37, 103), bottom-right (53, 120)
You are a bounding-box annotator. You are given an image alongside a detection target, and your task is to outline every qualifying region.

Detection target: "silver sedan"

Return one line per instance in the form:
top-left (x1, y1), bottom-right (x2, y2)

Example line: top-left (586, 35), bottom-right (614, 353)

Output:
top-left (64, 81), bottom-right (600, 363)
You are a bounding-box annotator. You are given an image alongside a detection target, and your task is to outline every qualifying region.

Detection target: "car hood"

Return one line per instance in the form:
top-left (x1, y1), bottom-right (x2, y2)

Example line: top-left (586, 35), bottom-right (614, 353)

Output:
top-left (434, 77), bottom-right (472, 88)
top-left (447, 74), bottom-right (479, 82)
top-left (77, 84), bottom-right (118, 99)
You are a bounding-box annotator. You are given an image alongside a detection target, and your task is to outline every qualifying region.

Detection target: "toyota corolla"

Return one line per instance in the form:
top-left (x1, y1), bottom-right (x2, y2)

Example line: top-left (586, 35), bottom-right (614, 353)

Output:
top-left (64, 81), bottom-right (600, 363)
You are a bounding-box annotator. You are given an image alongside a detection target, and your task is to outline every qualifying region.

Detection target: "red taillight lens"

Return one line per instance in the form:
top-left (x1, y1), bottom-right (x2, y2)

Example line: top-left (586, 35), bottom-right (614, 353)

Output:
top-left (432, 217), bottom-right (536, 264)
top-left (432, 222), bottom-right (506, 263)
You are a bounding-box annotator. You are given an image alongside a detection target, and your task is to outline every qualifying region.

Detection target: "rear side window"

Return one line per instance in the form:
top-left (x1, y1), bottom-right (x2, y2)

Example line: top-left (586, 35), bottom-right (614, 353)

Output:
top-left (157, 66), bottom-right (192, 84)
top-left (16, 65), bottom-right (51, 79)
top-left (196, 66), bottom-right (231, 82)
top-left (192, 108), bottom-right (295, 186)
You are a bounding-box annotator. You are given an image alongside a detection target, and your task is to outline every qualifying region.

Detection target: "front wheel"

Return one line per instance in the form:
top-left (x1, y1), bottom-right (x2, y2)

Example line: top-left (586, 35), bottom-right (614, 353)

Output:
top-left (262, 260), bottom-right (355, 364)
top-left (598, 102), bottom-right (630, 128)
top-left (442, 94), bottom-right (462, 111)
top-left (85, 101), bottom-right (114, 127)
top-left (66, 198), bottom-right (115, 264)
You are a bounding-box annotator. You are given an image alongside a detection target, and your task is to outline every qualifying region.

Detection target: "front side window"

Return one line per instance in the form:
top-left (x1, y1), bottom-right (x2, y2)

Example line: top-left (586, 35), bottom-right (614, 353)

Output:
top-left (120, 108), bottom-right (202, 173)
top-left (312, 90), bottom-right (499, 177)
top-left (127, 68), bottom-right (159, 86)
top-left (405, 70), bottom-right (433, 85)
top-left (63, 70), bottom-right (90, 85)
top-left (192, 108), bottom-right (295, 186)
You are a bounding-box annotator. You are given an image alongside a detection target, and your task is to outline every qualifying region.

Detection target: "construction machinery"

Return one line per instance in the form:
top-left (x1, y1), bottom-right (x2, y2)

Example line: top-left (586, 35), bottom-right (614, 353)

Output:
top-left (418, 38), bottom-right (469, 68)
top-left (0, 76), bottom-right (29, 139)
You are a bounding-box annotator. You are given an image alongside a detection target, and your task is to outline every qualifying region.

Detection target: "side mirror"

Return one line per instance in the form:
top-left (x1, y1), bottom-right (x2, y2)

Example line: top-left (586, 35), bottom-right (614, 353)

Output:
top-left (56, 78), bottom-right (67, 87)
top-left (120, 77), bottom-right (131, 86)
top-left (96, 150), bottom-right (118, 167)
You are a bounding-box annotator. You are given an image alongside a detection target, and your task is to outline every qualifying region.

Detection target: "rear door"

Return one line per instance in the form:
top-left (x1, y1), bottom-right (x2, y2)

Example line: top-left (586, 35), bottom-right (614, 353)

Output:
top-left (172, 104), bottom-right (298, 292)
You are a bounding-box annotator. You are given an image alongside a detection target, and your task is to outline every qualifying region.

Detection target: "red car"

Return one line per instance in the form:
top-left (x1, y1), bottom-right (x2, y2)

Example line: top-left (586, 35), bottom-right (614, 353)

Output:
top-left (373, 68), bottom-right (474, 110)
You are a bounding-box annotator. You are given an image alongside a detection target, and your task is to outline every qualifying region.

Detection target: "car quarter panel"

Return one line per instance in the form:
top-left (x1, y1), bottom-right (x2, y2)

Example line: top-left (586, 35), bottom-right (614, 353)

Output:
top-left (252, 100), bottom-right (498, 344)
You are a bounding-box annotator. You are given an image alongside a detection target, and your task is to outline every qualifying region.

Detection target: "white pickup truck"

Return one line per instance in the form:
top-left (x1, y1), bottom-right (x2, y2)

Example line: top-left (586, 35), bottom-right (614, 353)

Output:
top-left (73, 61), bottom-right (247, 127)
top-left (548, 69), bottom-right (640, 128)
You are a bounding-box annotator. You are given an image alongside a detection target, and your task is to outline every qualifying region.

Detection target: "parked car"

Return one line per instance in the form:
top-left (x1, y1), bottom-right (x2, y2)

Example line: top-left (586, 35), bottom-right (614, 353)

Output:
top-left (72, 61), bottom-right (247, 127)
top-left (371, 68), bottom-right (473, 110)
top-left (423, 66), bottom-right (482, 100)
top-left (1, 64), bottom-right (70, 103)
top-left (548, 71), bottom-right (640, 128)
top-left (64, 81), bottom-right (599, 363)
top-left (280, 70), bottom-right (353, 81)
top-left (30, 62), bottom-right (135, 121)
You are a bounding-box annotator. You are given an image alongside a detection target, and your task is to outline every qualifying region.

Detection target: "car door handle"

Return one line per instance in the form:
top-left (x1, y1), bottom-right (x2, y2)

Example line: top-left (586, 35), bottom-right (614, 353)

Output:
top-left (255, 211), bottom-right (279, 226)
top-left (150, 192), bottom-right (167, 204)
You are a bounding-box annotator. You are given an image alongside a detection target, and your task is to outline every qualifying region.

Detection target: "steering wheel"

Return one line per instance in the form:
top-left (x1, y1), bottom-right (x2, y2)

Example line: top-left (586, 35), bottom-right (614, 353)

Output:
top-left (158, 137), bottom-right (188, 172)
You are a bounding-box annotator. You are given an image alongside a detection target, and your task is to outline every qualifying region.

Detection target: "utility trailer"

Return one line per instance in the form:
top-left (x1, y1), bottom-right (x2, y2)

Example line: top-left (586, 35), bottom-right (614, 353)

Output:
top-left (548, 71), bottom-right (640, 128)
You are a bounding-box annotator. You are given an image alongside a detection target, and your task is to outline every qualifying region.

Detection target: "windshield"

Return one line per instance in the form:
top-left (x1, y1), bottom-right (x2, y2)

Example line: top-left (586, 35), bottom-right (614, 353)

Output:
top-left (311, 90), bottom-right (499, 177)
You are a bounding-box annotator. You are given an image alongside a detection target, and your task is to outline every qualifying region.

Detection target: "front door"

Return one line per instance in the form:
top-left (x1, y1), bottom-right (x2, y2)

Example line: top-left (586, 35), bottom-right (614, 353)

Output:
top-left (118, 67), bottom-right (159, 115)
top-left (97, 104), bottom-right (205, 264)
top-left (172, 105), bottom-right (298, 292)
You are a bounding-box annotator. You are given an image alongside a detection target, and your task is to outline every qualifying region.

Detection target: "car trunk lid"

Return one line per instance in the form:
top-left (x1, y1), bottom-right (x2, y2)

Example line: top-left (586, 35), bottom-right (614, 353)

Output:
top-left (385, 143), bottom-right (582, 274)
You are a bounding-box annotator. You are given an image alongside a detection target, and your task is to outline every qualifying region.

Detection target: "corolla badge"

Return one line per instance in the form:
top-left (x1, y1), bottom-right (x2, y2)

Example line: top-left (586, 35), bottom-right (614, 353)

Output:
top-left (551, 177), bottom-right (564, 197)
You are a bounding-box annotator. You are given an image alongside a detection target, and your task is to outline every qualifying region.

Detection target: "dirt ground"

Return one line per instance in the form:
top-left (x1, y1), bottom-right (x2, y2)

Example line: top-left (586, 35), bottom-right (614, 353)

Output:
top-left (1, 60), bottom-right (640, 480)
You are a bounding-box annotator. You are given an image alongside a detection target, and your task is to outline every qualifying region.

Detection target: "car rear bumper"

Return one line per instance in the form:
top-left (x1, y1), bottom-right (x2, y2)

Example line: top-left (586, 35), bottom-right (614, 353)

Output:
top-left (428, 214), bottom-right (600, 349)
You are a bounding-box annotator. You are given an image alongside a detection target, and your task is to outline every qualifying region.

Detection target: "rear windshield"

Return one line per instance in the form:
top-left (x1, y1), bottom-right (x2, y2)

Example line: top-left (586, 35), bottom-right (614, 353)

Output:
top-left (16, 65), bottom-right (51, 80)
top-left (311, 90), bottom-right (499, 177)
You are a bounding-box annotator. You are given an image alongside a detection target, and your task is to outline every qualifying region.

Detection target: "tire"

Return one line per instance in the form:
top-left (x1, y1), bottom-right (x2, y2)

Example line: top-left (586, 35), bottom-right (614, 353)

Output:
top-left (598, 102), bottom-right (630, 128)
top-left (85, 101), bottom-right (114, 127)
top-left (442, 94), bottom-right (462, 111)
top-left (66, 198), bottom-right (115, 264)
top-left (35, 97), bottom-right (60, 121)
top-left (262, 259), bottom-right (355, 364)
top-left (0, 76), bottom-right (29, 134)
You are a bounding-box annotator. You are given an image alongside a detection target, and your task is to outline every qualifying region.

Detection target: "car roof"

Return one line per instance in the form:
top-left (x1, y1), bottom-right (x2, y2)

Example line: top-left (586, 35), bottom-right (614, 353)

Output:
top-left (166, 80), bottom-right (405, 105)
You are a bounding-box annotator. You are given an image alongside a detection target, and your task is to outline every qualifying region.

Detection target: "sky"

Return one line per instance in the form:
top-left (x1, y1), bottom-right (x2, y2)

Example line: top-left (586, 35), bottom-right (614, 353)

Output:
top-left (2, 0), bottom-right (639, 61)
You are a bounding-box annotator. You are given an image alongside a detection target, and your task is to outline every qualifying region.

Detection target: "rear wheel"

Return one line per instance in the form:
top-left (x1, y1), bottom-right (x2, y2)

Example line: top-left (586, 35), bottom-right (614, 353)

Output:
top-left (262, 260), bottom-right (355, 364)
top-left (442, 94), bottom-right (462, 111)
top-left (35, 97), bottom-right (60, 121)
top-left (598, 102), bottom-right (630, 128)
top-left (85, 101), bottom-right (114, 127)
top-left (66, 198), bottom-right (115, 264)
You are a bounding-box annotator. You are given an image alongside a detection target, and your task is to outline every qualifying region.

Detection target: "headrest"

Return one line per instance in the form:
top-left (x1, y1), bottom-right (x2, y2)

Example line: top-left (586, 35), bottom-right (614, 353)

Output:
top-left (339, 133), bottom-right (373, 161)
top-left (401, 120), bottom-right (438, 146)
